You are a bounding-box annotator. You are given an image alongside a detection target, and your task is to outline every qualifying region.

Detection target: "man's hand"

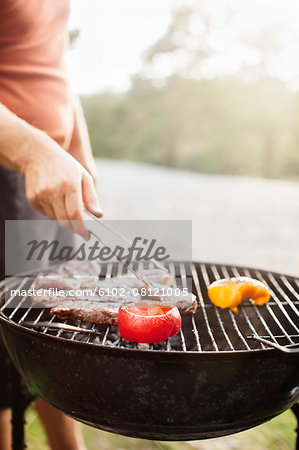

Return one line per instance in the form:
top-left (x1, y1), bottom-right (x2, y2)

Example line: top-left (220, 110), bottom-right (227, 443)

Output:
top-left (24, 142), bottom-right (102, 239)
top-left (0, 104), bottom-right (103, 239)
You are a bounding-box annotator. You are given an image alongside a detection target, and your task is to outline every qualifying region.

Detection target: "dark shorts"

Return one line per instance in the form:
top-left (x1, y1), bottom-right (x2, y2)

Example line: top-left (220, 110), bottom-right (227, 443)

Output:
top-left (0, 338), bottom-right (14, 408)
top-left (0, 166), bottom-right (64, 408)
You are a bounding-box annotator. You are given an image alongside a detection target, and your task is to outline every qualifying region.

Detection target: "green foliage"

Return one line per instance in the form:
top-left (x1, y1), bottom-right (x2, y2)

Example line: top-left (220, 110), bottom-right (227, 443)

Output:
top-left (25, 406), bottom-right (296, 449)
top-left (80, 1), bottom-right (299, 180)
top-left (82, 76), bottom-right (299, 179)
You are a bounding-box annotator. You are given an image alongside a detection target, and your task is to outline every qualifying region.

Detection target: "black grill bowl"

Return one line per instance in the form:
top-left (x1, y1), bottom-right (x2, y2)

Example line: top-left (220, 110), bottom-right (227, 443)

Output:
top-left (1, 260), bottom-right (299, 440)
top-left (1, 319), bottom-right (298, 441)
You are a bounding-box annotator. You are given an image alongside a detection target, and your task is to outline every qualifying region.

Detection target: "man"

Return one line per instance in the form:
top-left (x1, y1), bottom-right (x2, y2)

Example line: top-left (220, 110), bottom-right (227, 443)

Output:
top-left (0, 1), bottom-right (102, 448)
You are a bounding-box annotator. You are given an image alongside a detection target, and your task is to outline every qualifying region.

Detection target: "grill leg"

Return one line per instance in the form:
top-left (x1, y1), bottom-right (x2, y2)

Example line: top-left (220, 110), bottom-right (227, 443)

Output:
top-left (292, 404), bottom-right (299, 450)
top-left (11, 366), bottom-right (34, 450)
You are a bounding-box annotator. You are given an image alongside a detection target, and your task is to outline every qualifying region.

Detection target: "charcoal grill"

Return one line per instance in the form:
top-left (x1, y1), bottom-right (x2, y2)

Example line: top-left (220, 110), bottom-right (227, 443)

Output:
top-left (0, 261), bottom-right (299, 448)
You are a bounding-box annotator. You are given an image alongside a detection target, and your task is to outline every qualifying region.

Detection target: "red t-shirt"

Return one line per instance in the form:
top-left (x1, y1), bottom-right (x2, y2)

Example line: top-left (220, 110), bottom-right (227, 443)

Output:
top-left (0, 0), bottom-right (74, 149)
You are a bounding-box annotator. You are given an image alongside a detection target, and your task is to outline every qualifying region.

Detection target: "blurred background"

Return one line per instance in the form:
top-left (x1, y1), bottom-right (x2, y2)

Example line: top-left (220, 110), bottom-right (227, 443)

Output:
top-left (27, 0), bottom-right (299, 448)
top-left (66, 0), bottom-right (299, 277)
top-left (69, 0), bottom-right (299, 180)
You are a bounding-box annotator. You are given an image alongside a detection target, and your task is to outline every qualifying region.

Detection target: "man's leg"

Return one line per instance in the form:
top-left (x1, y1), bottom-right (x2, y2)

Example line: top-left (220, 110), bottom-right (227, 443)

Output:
top-left (0, 168), bottom-right (86, 450)
top-left (0, 409), bottom-right (11, 450)
top-left (0, 338), bottom-right (13, 450)
top-left (34, 398), bottom-right (86, 450)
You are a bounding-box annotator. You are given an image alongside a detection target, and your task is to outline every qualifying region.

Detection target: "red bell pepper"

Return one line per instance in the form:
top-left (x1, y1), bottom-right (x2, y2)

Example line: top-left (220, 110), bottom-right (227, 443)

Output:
top-left (118, 303), bottom-right (181, 344)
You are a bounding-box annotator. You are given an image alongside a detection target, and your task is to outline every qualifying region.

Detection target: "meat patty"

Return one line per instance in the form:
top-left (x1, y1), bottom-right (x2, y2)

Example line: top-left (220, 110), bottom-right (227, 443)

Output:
top-left (34, 259), bottom-right (100, 291)
top-left (34, 273), bottom-right (81, 291)
top-left (50, 290), bottom-right (197, 324)
top-left (57, 259), bottom-right (99, 277)
top-left (30, 287), bottom-right (141, 308)
top-left (120, 269), bottom-right (173, 285)
top-left (51, 301), bottom-right (119, 325)
top-left (34, 262), bottom-right (171, 293)
top-left (33, 259), bottom-right (198, 322)
top-left (145, 283), bottom-right (198, 314)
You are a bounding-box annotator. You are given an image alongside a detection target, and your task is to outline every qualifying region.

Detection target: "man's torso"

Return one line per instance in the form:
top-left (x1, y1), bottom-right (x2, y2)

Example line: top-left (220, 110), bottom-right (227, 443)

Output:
top-left (0, 0), bottom-right (74, 148)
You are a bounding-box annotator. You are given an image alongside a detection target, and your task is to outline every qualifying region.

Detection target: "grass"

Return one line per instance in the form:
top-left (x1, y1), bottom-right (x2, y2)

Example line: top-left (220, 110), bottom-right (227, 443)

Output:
top-left (25, 407), bottom-right (296, 450)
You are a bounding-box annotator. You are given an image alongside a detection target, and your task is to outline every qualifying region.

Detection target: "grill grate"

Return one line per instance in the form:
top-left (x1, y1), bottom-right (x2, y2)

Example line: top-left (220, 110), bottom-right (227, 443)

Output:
top-left (1, 262), bottom-right (299, 353)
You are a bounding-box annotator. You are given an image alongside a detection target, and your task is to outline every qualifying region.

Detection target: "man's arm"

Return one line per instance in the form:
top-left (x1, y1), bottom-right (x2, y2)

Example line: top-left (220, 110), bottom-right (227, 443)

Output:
top-left (0, 103), bottom-right (103, 238)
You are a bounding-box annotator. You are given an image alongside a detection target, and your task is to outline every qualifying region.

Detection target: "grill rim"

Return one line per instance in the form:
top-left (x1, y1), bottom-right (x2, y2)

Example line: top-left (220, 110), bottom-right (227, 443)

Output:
top-left (1, 260), bottom-right (298, 358)
top-left (1, 263), bottom-right (299, 443)
top-left (0, 313), bottom-right (290, 359)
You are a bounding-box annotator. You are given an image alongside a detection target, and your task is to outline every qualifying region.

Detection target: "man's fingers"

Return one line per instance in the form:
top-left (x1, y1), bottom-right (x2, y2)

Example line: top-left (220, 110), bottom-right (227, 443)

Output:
top-left (52, 193), bottom-right (74, 234)
top-left (36, 200), bottom-right (56, 221)
top-left (25, 162), bottom-right (100, 239)
top-left (28, 199), bottom-right (47, 217)
top-left (26, 189), bottom-right (56, 220)
top-left (65, 185), bottom-right (89, 240)
top-left (82, 174), bottom-right (103, 217)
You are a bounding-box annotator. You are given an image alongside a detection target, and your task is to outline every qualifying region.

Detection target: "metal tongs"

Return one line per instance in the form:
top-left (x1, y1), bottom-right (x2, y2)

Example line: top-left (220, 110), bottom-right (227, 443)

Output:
top-left (84, 210), bottom-right (168, 288)
top-left (22, 321), bottom-right (103, 336)
top-left (247, 335), bottom-right (299, 354)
